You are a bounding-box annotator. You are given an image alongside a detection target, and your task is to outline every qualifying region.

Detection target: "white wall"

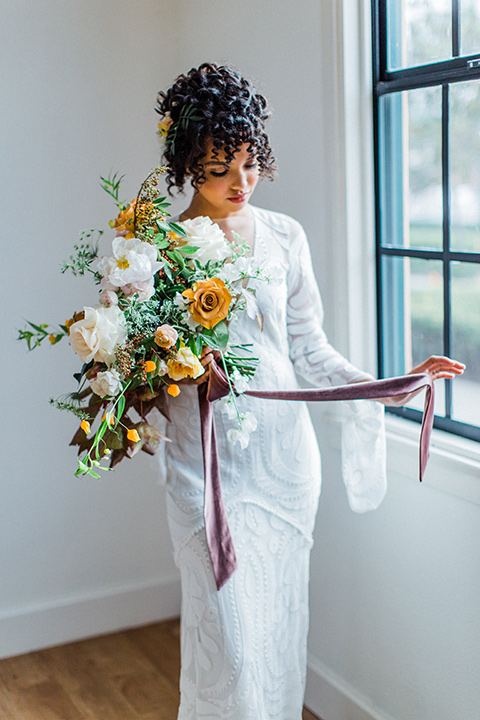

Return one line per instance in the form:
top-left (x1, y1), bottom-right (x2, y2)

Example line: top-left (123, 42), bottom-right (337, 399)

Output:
top-left (3, 2), bottom-right (480, 720)
top-left (1, 0), bottom-right (182, 656)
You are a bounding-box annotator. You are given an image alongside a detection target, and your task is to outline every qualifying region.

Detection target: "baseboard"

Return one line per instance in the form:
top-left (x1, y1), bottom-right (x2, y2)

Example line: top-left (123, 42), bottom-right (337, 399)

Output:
top-left (305, 652), bottom-right (396, 720)
top-left (0, 575), bottom-right (181, 659)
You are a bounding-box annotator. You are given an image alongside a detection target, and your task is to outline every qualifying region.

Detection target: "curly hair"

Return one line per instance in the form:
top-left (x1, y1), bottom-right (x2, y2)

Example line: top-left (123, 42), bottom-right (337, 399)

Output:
top-left (156, 63), bottom-right (276, 194)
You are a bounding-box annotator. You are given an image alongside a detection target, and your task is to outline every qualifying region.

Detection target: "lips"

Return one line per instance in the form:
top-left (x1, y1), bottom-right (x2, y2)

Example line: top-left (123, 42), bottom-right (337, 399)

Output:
top-left (228, 193), bottom-right (247, 204)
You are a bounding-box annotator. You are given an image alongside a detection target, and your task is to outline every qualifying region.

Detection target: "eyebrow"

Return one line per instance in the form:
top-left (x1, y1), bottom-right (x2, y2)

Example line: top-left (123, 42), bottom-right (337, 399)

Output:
top-left (204, 160), bottom-right (228, 166)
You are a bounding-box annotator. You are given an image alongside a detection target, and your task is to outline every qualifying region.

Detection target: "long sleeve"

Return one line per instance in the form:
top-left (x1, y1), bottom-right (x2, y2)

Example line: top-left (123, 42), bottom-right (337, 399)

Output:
top-left (286, 220), bottom-right (386, 512)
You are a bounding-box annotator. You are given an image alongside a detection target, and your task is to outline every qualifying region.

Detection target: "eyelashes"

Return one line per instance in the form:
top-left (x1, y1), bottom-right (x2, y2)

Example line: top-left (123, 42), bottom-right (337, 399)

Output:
top-left (208, 163), bottom-right (258, 178)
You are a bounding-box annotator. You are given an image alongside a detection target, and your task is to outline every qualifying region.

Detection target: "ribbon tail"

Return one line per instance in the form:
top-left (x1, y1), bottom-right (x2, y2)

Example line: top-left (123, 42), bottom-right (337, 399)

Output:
top-left (198, 384), bottom-right (237, 590)
top-left (419, 379), bottom-right (435, 482)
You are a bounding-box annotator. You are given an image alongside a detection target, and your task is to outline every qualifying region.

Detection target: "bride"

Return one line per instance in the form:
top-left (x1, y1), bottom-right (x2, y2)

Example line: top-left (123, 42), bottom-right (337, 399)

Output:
top-left (155, 62), bottom-right (464, 720)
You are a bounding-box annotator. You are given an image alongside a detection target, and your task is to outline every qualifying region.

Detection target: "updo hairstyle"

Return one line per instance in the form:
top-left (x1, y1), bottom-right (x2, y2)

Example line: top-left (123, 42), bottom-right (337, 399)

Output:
top-left (156, 63), bottom-right (276, 194)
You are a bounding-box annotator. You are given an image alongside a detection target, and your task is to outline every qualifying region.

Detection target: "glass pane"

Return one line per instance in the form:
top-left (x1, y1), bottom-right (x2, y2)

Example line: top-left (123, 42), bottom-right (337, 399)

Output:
top-left (379, 88), bottom-right (443, 250)
top-left (450, 80), bottom-right (480, 252)
top-left (381, 255), bottom-right (445, 415)
top-left (461, 0), bottom-right (480, 56)
top-left (451, 262), bottom-right (480, 425)
top-left (388, 0), bottom-right (452, 70)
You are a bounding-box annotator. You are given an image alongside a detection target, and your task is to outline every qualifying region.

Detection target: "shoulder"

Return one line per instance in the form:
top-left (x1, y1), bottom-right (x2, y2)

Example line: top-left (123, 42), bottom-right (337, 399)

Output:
top-left (250, 206), bottom-right (305, 242)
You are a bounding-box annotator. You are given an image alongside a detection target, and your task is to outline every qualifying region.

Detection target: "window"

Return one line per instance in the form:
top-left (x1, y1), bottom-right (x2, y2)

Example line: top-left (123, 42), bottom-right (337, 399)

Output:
top-left (372, 0), bottom-right (480, 440)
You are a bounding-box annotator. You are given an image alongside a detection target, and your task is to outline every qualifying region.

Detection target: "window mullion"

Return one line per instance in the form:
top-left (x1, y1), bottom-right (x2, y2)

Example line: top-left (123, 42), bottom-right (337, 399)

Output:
top-left (452, 0), bottom-right (460, 57)
top-left (442, 84), bottom-right (453, 418)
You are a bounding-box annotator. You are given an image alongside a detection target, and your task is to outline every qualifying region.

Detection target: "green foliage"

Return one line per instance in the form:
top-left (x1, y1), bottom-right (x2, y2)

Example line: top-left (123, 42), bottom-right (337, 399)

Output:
top-left (100, 172), bottom-right (126, 207)
top-left (60, 229), bottom-right (101, 276)
top-left (49, 397), bottom-right (91, 420)
top-left (18, 321), bottom-right (67, 350)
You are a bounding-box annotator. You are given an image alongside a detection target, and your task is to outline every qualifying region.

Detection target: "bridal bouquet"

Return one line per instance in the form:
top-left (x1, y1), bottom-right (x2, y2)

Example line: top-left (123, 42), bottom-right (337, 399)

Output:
top-left (18, 168), bottom-right (270, 477)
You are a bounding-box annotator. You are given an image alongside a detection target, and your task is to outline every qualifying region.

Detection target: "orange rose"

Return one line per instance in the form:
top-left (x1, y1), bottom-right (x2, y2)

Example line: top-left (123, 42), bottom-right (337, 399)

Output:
top-left (182, 278), bottom-right (232, 329)
top-left (167, 384), bottom-right (181, 397)
top-left (111, 201), bottom-right (135, 238)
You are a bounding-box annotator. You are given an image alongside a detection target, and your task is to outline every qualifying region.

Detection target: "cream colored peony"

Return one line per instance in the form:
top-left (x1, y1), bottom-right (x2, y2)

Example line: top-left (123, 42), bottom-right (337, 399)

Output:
top-left (97, 237), bottom-right (163, 298)
top-left (89, 369), bottom-right (123, 398)
top-left (69, 306), bottom-right (127, 366)
top-left (179, 216), bottom-right (233, 264)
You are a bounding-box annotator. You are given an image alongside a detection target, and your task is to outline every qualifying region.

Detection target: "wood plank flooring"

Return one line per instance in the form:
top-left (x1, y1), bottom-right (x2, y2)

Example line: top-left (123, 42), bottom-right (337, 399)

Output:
top-left (0, 619), bottom-right (319, 719)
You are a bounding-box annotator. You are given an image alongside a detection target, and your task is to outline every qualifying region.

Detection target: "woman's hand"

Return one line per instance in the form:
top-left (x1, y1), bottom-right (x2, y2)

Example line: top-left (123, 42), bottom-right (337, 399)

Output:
top-left (381, 355), bottom-right (466, 407)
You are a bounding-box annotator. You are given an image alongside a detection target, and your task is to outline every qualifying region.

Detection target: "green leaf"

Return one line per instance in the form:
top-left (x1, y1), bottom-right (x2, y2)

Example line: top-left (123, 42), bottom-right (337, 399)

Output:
top-left (156, 220), bottom-right (172, 233)
top-left (153, 236), bottom-right (170, 249)
top-left (164, 264), bottom-right (173, 282)
top-left (176, 245), bottom-right (200, 255)
top-left (168, 222), bottom-right (187, 237)
top-left (212, 321), bottom-right (229, 351)
top-left (117, 394), bottom-right (126, 419)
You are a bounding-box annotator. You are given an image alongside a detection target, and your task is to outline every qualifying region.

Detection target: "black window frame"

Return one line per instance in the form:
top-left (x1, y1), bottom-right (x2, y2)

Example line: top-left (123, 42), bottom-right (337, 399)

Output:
top-left (372, 0), bottom-right (480, 442)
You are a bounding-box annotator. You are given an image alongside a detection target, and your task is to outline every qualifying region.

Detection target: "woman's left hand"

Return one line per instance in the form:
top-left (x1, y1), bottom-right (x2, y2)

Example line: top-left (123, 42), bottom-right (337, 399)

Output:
top-left (381, 355), bottom-right (466, 407)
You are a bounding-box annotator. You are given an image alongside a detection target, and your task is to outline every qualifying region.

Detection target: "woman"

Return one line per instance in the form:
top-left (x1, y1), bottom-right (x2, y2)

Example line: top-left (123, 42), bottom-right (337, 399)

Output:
top-left (156, 63), bottom-right (464, 720)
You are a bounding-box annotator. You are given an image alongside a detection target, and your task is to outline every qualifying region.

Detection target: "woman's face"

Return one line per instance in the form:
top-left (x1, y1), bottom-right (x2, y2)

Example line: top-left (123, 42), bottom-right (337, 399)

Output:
top-left (193, 141), bottom-right (260, 217)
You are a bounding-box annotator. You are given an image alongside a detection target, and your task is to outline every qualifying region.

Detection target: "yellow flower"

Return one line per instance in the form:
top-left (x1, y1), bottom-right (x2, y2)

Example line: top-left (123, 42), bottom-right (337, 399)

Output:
top-left (49, 334), bottom-right (56, 344)
top-left (167, 384), bottom-right (181, 397)
top-left (145, 360), bottom-right (156, 373)
top-left (182, 277), bottom-right (232, 329)
top-left (101, 412), bottom-right (115, 426)
top-left (127, 428), bottom-right (140, 443)
top-left (112, 200), bottom-right (136, 239)
top-left (80, 420), bottom-right (91, 435)
top-left (157, 116), bottom-right (173, 137)
top-left (166, 347), bottom-right (205, 381)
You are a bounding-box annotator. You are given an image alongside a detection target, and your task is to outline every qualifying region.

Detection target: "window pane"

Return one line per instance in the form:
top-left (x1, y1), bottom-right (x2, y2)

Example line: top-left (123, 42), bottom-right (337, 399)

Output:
top-left (379, 88), bottom-right (443, 250)
top-left (450, 80), bottom-right (480, 252)
top-left (388, 0), bottom-right (452, 70)
top-left (461, 0), bottom-right (480, 56)
top-left (382, 255), bottom-right (446, 414)
top-left (451, 262), bottom-right (480, 424)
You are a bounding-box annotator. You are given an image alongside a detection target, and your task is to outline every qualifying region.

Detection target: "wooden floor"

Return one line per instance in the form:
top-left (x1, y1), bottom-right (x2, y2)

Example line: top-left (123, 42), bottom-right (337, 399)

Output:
top-left (0, 619), bottom-right (319, 719)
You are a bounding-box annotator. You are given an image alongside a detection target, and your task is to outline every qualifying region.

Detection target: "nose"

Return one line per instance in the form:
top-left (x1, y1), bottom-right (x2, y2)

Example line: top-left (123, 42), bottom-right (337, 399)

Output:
top-left (230, 168), bottom-right (248, 191)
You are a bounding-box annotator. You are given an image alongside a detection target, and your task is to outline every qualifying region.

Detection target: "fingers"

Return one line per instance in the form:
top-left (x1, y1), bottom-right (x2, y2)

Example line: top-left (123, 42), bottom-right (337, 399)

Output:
top-left (410, 355), bottom-right (466, 379)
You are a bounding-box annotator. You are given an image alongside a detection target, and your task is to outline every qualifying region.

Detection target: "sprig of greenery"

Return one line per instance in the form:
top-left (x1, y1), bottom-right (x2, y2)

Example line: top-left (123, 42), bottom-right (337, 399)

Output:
top-left (61, 229), bottom-right (101, 276)
top-left (18, 321), bottom-right (67, 350)
top-left (76, 382), bottom-right (130, 478)
top-left (100, 172), bottom-right (126, 208)
top-left (49, 397), bottom-right (91, 420)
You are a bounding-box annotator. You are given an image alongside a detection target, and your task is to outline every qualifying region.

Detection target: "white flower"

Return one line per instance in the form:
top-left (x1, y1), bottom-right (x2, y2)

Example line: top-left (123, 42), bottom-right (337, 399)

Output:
top-left (178, 216), bottom-right (233, 264)
top-left (157, 358), bottom-right (168, 376)
top-left (174, 292), bottom-right (187, 308)
top-left (242, 411), bottom-right (258, 433)
top-left (217, 396), bottom-right (238, 419)
top-left (173, 292), bottom-right (200, 329)
top-left (97, 237), bottom-right (163, 295)
top-left (217, 256), bottom-right (253, 284)
top-left (98, 289), bottom-right (118, 307)
top-left (231, 369), bottom-right (250, 394)
top-left (226, 411), bottom-right (257, 450)
top-left (227, 427), bottom-right (250, 450)
top-left (121, 277), bottom-right (155, 302)
top-left (90, 369), bottom-right (123, 398)
top-left (69, 305), bottom-right (127, 366)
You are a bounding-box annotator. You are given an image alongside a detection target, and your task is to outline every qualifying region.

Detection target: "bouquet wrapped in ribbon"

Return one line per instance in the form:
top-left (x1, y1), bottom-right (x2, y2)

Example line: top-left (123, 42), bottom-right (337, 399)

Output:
top-left (18, 169), bottom-right (272, 478)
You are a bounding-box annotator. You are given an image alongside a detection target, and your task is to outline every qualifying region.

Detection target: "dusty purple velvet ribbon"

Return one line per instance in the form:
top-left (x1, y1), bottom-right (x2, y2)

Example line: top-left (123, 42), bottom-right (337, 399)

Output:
top-left (198, 361), bottom-right (434, 590)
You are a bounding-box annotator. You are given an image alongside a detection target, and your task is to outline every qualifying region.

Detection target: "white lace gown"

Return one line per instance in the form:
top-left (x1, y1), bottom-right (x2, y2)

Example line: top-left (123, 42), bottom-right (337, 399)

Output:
top-left (163, 207), bottom-right (386, 720)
